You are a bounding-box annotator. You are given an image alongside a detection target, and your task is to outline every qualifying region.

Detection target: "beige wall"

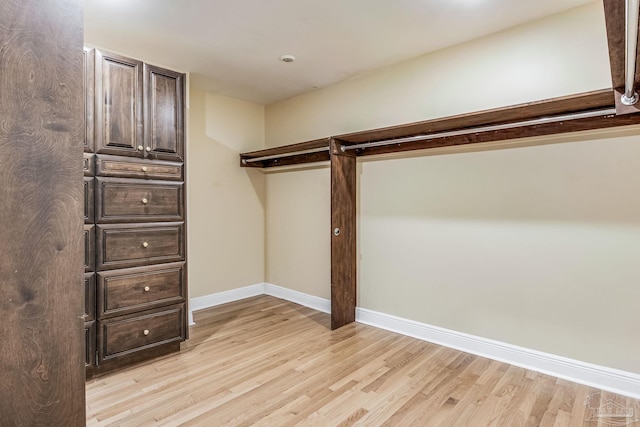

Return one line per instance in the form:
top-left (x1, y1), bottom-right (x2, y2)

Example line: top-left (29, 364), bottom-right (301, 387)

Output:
top-left (264, 3), bottom-right (640, 374)
top-left (265, 3), bottom-right (610, 145)
top-left (188, 89), bottom-right (265, 298)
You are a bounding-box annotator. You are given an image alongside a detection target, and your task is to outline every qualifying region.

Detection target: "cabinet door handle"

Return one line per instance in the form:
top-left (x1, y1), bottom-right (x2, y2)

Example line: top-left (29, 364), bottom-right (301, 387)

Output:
top-left (137, 145), bottom-right (144, 151)
top-left (142, 242), bottom-right (149, 248)
top-left (142, 166), bottom-right (148, 172)
top-left (142, 198), bottom-right (148, 204)
top-left (143, 329), bottom-right (150, 336)
top-left (144, 286), bottom-right (150, 292)
top-left (145, 147), bottom-right (151, 152)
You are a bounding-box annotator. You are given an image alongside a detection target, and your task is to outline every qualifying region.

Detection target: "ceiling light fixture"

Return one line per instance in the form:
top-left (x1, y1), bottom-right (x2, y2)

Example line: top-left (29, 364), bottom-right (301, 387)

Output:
top-left (280, 54), bottom-right (296, 63)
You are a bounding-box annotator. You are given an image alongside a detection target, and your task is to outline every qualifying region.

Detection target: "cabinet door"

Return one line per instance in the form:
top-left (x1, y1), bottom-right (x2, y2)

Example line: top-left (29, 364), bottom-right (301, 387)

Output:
top-left (95, 50), bottom-right (144, 158)
top-left (144, 64), bottom-right (184, 161)
top-left (83, 47), bottom-right (95, 153)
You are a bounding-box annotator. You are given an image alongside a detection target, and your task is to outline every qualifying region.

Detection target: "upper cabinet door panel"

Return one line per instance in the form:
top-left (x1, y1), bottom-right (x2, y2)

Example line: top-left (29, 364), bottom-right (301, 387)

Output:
top-left (144, 65), bottom-right (184, 162)
top-left (84, 47), bottom-right (95, 153)
top-left (95, 50), bottom-right (144, 158)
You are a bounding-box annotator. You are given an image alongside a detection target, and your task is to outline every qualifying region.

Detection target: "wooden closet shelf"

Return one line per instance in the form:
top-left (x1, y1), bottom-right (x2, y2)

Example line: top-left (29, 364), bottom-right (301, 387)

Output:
top-left (240, 138), bottom-right (331, 168)
top-left (239, 89), bottom-right (640, 168)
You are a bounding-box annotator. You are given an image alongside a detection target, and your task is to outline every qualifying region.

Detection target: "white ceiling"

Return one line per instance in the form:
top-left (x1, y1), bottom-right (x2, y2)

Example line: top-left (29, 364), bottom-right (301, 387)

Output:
top-left (84, 0), bottom-right (595, 105)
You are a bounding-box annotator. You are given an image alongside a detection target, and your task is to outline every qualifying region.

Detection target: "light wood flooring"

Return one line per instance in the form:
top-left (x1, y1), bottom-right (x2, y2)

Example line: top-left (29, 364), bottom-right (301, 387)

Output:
top-left (86, 295), bottom-right (640, 426)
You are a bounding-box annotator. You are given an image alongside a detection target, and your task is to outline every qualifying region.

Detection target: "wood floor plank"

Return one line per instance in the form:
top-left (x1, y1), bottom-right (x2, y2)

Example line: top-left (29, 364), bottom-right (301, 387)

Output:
top-left (86, 295), bottom-right (640, 426)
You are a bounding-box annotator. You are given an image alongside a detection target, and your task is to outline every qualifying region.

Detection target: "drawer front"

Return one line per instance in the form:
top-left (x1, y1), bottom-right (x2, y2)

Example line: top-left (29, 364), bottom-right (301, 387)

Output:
top-left (84, 177), bottom-right (95, 224)
top-left (96, 178), bottom-right (183, 223)
top-left (98, 304), bottom-right (185, 361)
top-left (97, 262), bottom-right (185, 318)
top-left (83, 153), bottom-right (95, 176)
top-left (84, 273), bottom-right (96, 321)
top-left (96, 154), bottom-right (182, 181)
top-left (85, 321), bottom-right (96, 368)
top-left (84, 224), bottom-right (95, 272)
top-left (96, 222), bottom-right (184, 270)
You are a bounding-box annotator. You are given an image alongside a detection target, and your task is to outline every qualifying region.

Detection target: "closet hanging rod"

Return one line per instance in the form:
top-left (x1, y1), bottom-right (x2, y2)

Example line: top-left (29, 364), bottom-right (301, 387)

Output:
top-left (242, 146), bottom-right (330, 164)
top-left (622, 0), bottom-right (640, 105)
top-left (340, 108), bottom-right (617, 152)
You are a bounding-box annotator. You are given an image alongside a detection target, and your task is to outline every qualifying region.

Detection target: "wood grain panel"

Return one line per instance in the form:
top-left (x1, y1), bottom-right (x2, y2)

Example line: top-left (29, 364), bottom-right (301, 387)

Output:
top-left (95, 154), bottom-right (182, 180)
top-left (95, 50), bottom-right (143, 157)
top-left (330, 138), bottom-right (357, 330)
top-left (95, 177), bottom-right (183, 223)
top-left (144, 64), bottom-right (185, 161)
top-left (0, 0), bottom-right (85, 424)
top-left (97, 262), bottom-right (186, 318)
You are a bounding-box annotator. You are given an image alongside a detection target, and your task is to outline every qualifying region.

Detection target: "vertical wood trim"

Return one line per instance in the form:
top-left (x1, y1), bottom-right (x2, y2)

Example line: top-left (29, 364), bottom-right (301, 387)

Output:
top-left (603, 0), bottom-right (640, 114)
top-left (0, 0), bottom-right (85, 424)
top-left (84, 47), bottom-right (95, 153)
top-left (330, 138), bottom-right (357, 330)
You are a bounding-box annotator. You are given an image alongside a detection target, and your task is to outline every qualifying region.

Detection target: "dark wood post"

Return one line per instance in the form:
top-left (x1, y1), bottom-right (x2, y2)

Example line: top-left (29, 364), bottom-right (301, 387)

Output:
top-left (0, 0), bottom-right (86, 424)
top-left (330, 138), bottom-right (357, 329)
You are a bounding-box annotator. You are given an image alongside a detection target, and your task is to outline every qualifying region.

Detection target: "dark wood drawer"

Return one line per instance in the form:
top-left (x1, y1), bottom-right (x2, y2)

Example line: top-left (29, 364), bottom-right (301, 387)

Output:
top-left (84, 273), bottom-right (96, 321)
top-left (84, 224), bottom-right (95, 272)
top-left (84, 177), bottom-right (94, 224)
top-left (97, 262), bottom-right (185, 318)
top-left (95, 178), bottom-right (183, 223)
top-left (85, 321), bottom-right (96, 368)
top-left (96, 222), bottom-right (184, 270)
top-left (98, 304), bottom-right (185, 362)
top-left (83, 153), bottom-right (95, 176)
top-left (96, 154), bottom-right (182, 181)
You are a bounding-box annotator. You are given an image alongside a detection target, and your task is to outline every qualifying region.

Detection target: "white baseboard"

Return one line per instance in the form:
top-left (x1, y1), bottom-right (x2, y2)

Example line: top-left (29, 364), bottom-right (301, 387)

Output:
top-left (188, 283), bottom-right (264, 325)
top-left (355, 307), bottom-right (640, 399)
top-left (189, 283), bottom-right (640, 398)
top-left (263, 283), bottom-right (331, 314)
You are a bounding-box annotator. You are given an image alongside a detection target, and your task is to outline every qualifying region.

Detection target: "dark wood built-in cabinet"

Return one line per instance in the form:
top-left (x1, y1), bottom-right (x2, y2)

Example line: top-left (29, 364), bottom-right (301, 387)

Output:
top-left (84, 48), bottom-right (187, 378)
top-left (144, 64), bottom-right (185, 161)
top-left (94, 50), bottom-right (144, 157)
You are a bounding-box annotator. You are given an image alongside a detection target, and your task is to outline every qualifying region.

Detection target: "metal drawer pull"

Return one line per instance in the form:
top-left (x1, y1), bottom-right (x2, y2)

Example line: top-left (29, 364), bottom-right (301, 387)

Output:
top-left (143, 329), bottom-right (150, 336)
top-left (144, 286), bottom-right (150, 292)
top-left (137, 145), bottom-right (144, 151)
top-left (142, 242), bottom-right (149, 248)
top-left (142, 198), bottom-right (148, 204)
top-left (142, 166), bottom-right (148, 172)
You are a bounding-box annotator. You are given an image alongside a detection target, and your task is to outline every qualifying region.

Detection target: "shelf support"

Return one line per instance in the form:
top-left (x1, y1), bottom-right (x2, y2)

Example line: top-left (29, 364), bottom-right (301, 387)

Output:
top-left (330, 138), bottom-right (357, 329)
